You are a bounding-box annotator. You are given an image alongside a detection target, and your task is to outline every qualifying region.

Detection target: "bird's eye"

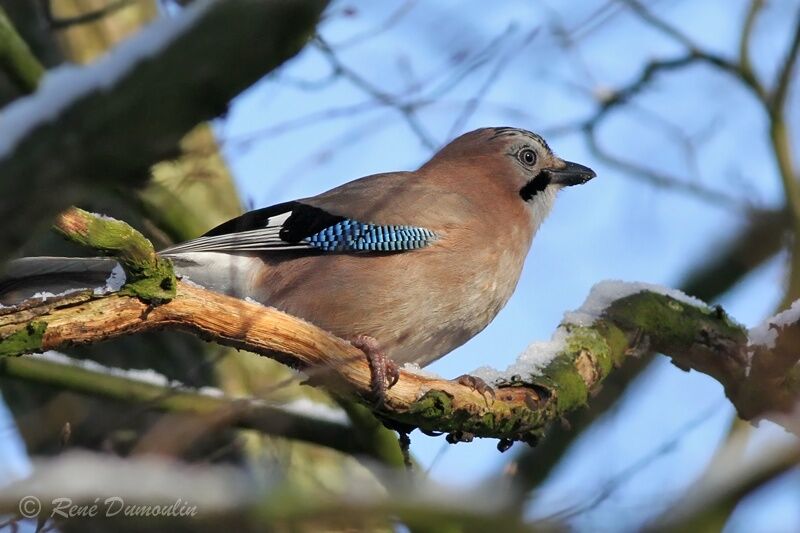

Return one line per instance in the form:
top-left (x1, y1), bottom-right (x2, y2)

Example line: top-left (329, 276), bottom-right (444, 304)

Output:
top-left (518, 148), bottom-right (537, 166)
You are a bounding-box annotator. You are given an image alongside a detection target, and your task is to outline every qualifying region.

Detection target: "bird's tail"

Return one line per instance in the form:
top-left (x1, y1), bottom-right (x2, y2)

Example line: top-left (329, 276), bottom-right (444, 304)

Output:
top-left (0, 257), bottom-right (120, 306)
top-left (1, 252), bottom-right (260, 306)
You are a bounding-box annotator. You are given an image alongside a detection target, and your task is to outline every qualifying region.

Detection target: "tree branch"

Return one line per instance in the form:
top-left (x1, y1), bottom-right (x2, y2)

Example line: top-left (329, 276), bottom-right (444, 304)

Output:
top-left (738, 0), bottom-right (766, 93)
top-left (0, 353), bottom-right (372, 458)
top-left (770, 5), bottom-right (800, 114)
top-left (0, 6), bottom-right (44, 93)
top-left (3, 211), bottom-right (800, 446)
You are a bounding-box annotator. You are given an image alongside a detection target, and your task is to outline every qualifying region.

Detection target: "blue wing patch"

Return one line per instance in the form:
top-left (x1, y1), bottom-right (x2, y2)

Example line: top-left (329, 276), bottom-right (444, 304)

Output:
top-left (160, 201), bottom-right (438, 256)
top-left (305, 220), bottom-right (436, 252)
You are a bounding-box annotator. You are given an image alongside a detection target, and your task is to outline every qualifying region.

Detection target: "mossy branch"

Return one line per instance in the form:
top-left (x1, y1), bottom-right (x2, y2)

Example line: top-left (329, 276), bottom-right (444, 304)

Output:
top-left (2, 212), bottom-right (800, 445)
top-left (54, 207), bottom-right (176, 301)
top-left (0, 6), bottom-right (44, 94)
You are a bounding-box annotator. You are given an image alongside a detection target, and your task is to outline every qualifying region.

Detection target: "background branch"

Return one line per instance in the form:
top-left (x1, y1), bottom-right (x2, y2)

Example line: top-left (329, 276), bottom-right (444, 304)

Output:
top-left (0, 0), bottom-right (327, 261)
top-left (0, 352), bottom-right (373, 458)
top-left (0, 6), bottom-right (43, 93)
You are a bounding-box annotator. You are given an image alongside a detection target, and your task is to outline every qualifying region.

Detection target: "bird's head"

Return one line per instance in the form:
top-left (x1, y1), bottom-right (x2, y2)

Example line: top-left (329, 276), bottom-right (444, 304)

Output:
top-left (423, 127), bottom-right (595, 216)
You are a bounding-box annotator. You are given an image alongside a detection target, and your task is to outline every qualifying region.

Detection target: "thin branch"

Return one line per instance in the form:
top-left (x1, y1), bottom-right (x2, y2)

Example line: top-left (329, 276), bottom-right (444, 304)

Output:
top-left (0, 7), bottom-right (45, 93)
top-left (332, 0), bottom-right (417, 49)
top-left (648, 441), bottom-right (800, 531)
top-left (315, 36), bottom-right (437, 149)
top-left (39, 0), bottom-right (134, 30)
top-left (620, 0), bottom-right (767, 100)
top-left (540, 401), bottom-right (724, 521)
top-left (446, 28), bottom-right (537, 140)
top-left (738, 0), bottom-right (766, 94)
top-left (0, 450), bottom-right (534, 530)
top-left (766, 7), bottom-right (800, 303)
top-left (583, 125), bottom-right (748, 210)
top-left (770, 5), bottom-right (800, 114)
top-left (621, 0), bottom-right (696, 50)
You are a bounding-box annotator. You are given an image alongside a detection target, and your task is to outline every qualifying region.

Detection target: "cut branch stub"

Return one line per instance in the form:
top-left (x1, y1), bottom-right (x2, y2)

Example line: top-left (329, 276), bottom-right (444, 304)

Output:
top-left (53, 207), bottom-right (176, 301)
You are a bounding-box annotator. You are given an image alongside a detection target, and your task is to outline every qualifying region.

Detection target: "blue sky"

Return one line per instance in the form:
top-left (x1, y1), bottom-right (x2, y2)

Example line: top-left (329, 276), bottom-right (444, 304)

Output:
top-left (2, 1), bottom-right (800, 530)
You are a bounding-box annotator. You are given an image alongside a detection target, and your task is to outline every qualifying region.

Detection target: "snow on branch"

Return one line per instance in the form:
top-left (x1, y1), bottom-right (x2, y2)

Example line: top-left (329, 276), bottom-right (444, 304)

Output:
top-left (3, 211), bottom-right (800, 445)
top-left (0, 0), bottom-right (327, 260)
top-left (0, 351), bottom-right (367, 457)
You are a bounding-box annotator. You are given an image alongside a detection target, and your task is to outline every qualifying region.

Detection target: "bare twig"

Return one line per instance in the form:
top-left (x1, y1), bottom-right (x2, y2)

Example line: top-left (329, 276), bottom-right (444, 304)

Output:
top-left (446, 28), bottom-right (538, 140)
top-left (584, 126), bottom-right (748, 209)
top-left (315, 36), bottom-right (437, 149)
top-left (333, 0), bottom-right (417, 49)
top-left (738, 0), bottom-right (766, 94)
top-left (39, 0), bottom-right (135, 30)
top-left (770, 5), bottom-right (800, 114)
top-left (621, 0), bottom-right (696, 49)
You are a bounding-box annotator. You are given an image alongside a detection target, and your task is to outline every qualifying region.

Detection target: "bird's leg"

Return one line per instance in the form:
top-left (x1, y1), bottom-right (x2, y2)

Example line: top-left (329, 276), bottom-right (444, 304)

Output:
top-left (453, 374), bottom-right (496, 403)
top-left (350, 334), bottom-right (400, 406)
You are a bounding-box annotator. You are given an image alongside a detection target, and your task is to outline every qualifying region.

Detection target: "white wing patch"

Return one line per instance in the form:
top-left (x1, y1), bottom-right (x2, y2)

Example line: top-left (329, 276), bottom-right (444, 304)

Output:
top-left (160, 208), bottom-right (306, 254)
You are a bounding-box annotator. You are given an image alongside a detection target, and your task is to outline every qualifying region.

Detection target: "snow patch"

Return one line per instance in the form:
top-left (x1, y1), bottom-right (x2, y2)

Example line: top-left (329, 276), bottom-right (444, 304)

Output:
top-left (89, 212), bottom-right (121, 222)
top-left (563, 280), bottom-right (708, 327)
top-left (402, 363), bottom-right (442, 379)
top-left (92, 263), bottom-right (126, 295)
top-left (177, 275), bottom-right (205, 289)
top-left (30, 352), bottom-right (347, 424)
top-left (278, 397), bottom-right (349, 425)
top-left (107, 263), bottom-right (126, 291)
top-left (244, 296), bottom-right (265, 307)
top-left (471, 280), bottom-right (709, 384)
top-left (749, 299), bottom-right (800, 349)
top-left (472, 328), bottom-right (566, 383)
top-left (35, 351), bottom-right (176, 388)
top-left (29, 288), bottom-right (84, 301)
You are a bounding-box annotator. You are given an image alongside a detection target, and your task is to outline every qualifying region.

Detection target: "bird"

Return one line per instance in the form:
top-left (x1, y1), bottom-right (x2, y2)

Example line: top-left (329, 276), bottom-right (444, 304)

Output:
top-left (1, 127), bottom-right (595, 403)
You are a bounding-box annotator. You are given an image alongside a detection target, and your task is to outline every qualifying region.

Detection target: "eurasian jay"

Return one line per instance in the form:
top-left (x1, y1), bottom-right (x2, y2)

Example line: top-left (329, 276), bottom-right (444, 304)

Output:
top-left (1, 127), bottom-right (595, 401)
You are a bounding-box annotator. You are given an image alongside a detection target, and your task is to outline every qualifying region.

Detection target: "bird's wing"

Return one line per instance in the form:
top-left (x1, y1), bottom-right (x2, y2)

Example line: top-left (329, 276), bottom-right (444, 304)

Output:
top-left (159, 198), bottom-right (437, 255)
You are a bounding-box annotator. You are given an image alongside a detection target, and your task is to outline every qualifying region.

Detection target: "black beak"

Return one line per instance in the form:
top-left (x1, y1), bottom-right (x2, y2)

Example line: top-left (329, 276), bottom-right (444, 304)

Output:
top-left (543, 160), bottom-right (596, 187)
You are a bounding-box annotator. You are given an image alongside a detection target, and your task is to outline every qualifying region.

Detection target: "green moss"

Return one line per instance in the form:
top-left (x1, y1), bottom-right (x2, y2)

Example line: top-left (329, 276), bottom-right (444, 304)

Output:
top-left (546, 357), bottom-right (589, 411)
top-left (0, 321), bottom-right (47, 357)
top-left (599, 323), bottom-right (630, 367)
top-left (385, 290), bottom-right (750, 444)
top-left (408, 390), bottom-right (454, 420)
top-left (56, 208), bottom-right (176, 302)
top-left (568, 326), bottom-right (614, 375)
top-left (119, 255), bottom-right (177, 302)
top-left (605, 292), bottom-right (747, 354)
top-left (402, 389), bottom-right (549, 442)
top-left (528, 326), bottom-right (614, 413)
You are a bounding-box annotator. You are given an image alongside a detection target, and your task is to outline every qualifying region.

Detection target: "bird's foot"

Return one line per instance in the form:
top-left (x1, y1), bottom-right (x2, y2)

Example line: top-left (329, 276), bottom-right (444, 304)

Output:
top-left (350, 335), bottom-right (400, 407)
top-left (454, 374), bottom-right (496, 404)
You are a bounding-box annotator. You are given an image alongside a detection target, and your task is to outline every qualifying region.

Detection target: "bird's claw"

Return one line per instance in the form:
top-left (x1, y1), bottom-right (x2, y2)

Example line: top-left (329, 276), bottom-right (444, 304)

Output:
top-left (351, 334), bottom-right (399, 407)
top-left (454, 374), bottom-right (496, 403)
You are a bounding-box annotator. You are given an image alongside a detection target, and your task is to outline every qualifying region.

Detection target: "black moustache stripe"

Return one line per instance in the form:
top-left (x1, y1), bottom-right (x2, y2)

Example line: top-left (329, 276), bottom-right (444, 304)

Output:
top-left (519, 173), bottom-right (550, 201)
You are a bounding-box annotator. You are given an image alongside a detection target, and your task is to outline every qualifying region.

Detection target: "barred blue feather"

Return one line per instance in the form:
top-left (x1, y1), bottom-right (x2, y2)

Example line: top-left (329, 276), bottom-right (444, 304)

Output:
top-left (305, 219), bottom-right (436, 252)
